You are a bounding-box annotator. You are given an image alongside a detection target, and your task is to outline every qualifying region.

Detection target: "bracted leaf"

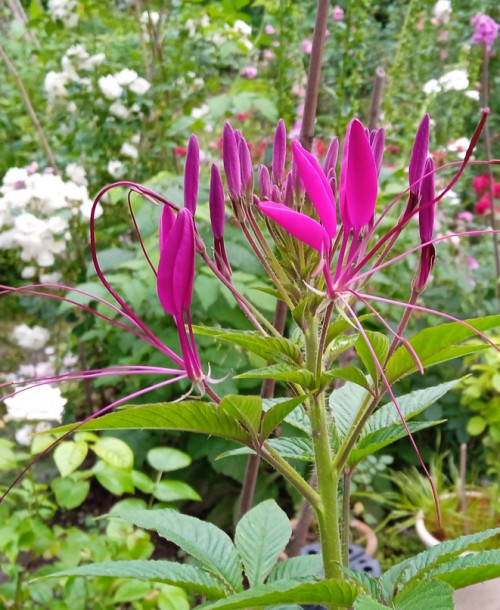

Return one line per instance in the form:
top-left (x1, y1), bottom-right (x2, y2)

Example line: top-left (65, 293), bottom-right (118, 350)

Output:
top-left (50, 401), bottom-right (251, 445)
top-left (192, 326), bottom-right (302, 365)
top-left (261, 396), bottom-right (307, 439)
top-left (237, 364), bottom-right (316, 389)
top-left (386, 315), bottom-right (500, 383)
top-left (45, 560), bottom-right (227, 599)
top-left (393, 578), bottom-right (454, 609)
top-left (267, 555), bottom-right (323, 583)
top-left (235, 500), bottom-right (291, 587)
top-left (113, 509), bottom-right (243, 593)
top-left (197, 579), bottom-right (359, 609)
top-left (423, 549), bottom-right (500, 589)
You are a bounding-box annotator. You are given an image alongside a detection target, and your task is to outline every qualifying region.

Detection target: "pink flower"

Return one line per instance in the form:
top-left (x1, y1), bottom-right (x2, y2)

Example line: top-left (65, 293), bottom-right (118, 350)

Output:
top-left (471, 13), bottom-right (500, 51)
top-left (265, 25), bottom-right (275, 35)
top-left (466, 256), bottom-right (479, 270)
top-left (458, 211), bottom-right (473, 222)
top-left (332, 5), bottom-right (344, 21)
top-left (241, 66), bottom-right (258, 79)
top-left (301, 39), bottom-right (313, 54)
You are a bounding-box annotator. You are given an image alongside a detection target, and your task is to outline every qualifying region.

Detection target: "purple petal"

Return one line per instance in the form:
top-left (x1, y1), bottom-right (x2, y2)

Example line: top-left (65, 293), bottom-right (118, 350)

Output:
top-left (258, 164), bottom-right (271, 199)
top-left (340, 118), bottom-right (378, 232)
top-left (258, 200), bottom-right (330, 253)
top-left (223, 123), bottom-right (242, 198)
top-left (323, 136), bottom-right (339, 177)
top-left (159, 205), bottom-right (175, 253)
top-left (209, 164), bottom-right (225, 240)
top-left (238, 137), bottom-right (253, 190)
top-left (184, 135), bottom-right (199, 214)
top-left (157, 209), bottom-right (195, 316)
top-left (419, 157), bottom-right (435, 243)
top-left (272, 118), bottom-right (287, 183)
top-left (291, 141), bottom-right (336, 238)
top-left (284, 172), bottom-right (293, 207)
top-left (409, 114), bottom-right (430, 195)
top-left (370, 128), bottom-right (385, 176)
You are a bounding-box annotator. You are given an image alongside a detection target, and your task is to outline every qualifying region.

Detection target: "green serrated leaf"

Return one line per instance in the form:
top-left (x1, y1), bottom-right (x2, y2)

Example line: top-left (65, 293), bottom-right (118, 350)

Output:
top-left (198, 579), bottom-right (359, 609)
top-left (45, 560), bottom-right (227, 599)
top-left (424, 549), bottom-right (500, 589)
top-left (114, 509), bottom-right (243, 593)
top-left (261, 396), bottom-right (307, 439)
top-left (92, 437), bottom-right (134, 470)
top-left (394, 578), bottom-right (454, 609)
top-left (267, 554), bottom-right (323, 583)
top-left (220, 395), bottom-right (262, 435)
top-left (53, 441), bottom-right (88, 477)
top-left (326, 334), bottom-right (360, 362)
top-left (340, 566), bottom-right (381, 598)
top-left (284, 405), bottom-right (311, 435)
top-left (235, 500), bottom-right (291, 587)
top-left (329, 382), bottom-right (372, 438)
top-left (386, 315), bottom-right (500, 382)
top-left (353, 595), bottom-right (387, 610)
top-left (147, 447), bottom-right (191, 472)
top-left (217, 438), bottom-right (314, 462)
top-left (356, 331), bottom-right (390, 385)
top-left (50, 401), bottom-right (252, 445)
top-left (236, 364), bottom-right (316, 389)
top-left (321, 366), bottom-right (371, 390)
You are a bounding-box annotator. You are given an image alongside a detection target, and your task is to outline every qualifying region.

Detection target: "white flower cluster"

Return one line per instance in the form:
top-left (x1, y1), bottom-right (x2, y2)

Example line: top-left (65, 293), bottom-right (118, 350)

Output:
top-left (0, 163), bottom-right (99, 269)
top-left (12, 324), bottom-right (50, 350)
top-left (422, 69), bottom-right (478, 99)
top-left (211, 20), bottom-right (253, 51)
top-left (44, 44), bottom-right (105, 102)
top-left (98, 69), bottom-right (151, 102)
top-left (432, 0), bottom-right (452, 26)
top-left (48, 0), bottom-right (79, 28)
top-left (4, 384), bottom-right (67, 422)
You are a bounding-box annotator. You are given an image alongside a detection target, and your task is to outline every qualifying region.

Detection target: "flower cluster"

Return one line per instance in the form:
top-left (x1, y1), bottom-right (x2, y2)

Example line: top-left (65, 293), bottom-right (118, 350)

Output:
top-left (0, 163), bottom-right (96, 270)
top-left (422, 68), bottom-right (479, 100)
top-left (473, 173), bottom-right (500, 215)
top-left (471, 13), bottom-right (500, 51)
top-left (47, 0), bottom-right (79, 28)
top-left (12, 324), bottom-right (50, 351)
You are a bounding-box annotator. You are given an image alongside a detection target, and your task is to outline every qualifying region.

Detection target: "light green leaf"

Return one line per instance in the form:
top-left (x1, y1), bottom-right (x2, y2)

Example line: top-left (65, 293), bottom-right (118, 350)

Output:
top-left (235, 500), bottom-right (291, 587)
top-left (326, 333), bottom-right (360, 362)
top-left (51, 401), bottom-right (252, 445)
top-left (424, 550), bottom-right (500, 589)
top-left (261, 396), bottom-right (307, 439)
top-left (192, 326), bottom-right (302, 365)
top-left (153, 480), bottom-right (201, 502)
top-left (131, 470), bottom-right (155, 493)
top-left (220, 395), bottom-right (262, 436)
top-left (466, 416), bottom-right (487, 436)
top-left (51, 477), bottom-right (90, 509)
top-left (321, 367), bottom-right (371, 390)
top-left (386, 315), bottom-right (500, 382)
top-left (147, 447), bottom-right (191, 472)
top-left (113, 580), bottom-right (151, 603)
top-left (236, 364), bottom-right (316, 389)
top-left (114, 508), bottom-right (243, 593)
top-left (394, 579), bottom-right (454, 609)
top-left (217, 438), bottom-right (314, 462)
top-left (267, 555), bottom-right (323, 583)
top-left (93, 461), bottom-right (134, 495)
top-left (46, 560), bottom-right (227, 599)
top-left (0, 444), bottom-right (18, 470)
top-left (353, 596), bottom-right (387, 610)
top-left (364, 380), bottom-right (460, 436)
top-left (329, 382), bottom-right (372, 438)
top-left (92, 437), bottom-right (134, 470)
top-left (198, 579), bottom-right (359, 609)
top-left (53, 441), bottom-right (88, 477)
top-left (355, 331), bottom-right (390, 384)
top-left (340, 566), bottom-right (381, 598)
top-left (283, 405), bottom-right (311, 435)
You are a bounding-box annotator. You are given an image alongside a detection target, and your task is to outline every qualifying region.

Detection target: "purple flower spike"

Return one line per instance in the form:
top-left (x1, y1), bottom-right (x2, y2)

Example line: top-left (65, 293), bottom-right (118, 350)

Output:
top-left (209, 164), bottom-right (226, 240)
top-left (159, 204), bottom-right (175, 253)
top-left (238, 137), bottom-right (253, 191)
top-left (409, 114), bottom-right (430, 195)
top-left (258, 164), bottom-right (271, 199)
top-left (291, 141), bottom-right (336, 239)
top-left (419, 157), bottom-right (435, 243)
top-left (272, 119), bottom-right (287, 184)
top-left (223, 123), bottom-right (242, 199)
top-left (370, 128), bottom-right (385, 176)
top-left (184, 135), bottom-right (199, 214)
top-left (258, 200), bottom-right (330, 254)
top-left (340, 118), bottom-right (378, 232)
top-left (157, 208), bottom-right (195, 316)
top-left (323, 136), bottom-right (339, 177)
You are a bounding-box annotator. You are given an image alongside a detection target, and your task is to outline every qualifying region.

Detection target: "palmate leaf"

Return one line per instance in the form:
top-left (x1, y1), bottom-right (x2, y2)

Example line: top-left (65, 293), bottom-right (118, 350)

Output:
top-left (380, 527), bottom-right (500, 598)
top-left (348, 420), bottom-right (445, 466)
top-left (113, 508), bottom-right (243, 593)
top-left (197, 579), bottom-right (359, 609)
top-left (236, 364), bottom-right (316, 389)
top-left (50, 401), bottom-right (251, 445)
top-left (45, 560), bottom-right (227, 599)
top-left (235, 500), bottom-right (291, 587)
top-left (393, 579), bottom-right (454, 609)
top-left (192, 326), bottom-right (302, 365)
top-left (386, 315), bottom-right (500, 383)
top-left (423, 550), bottom-right (500, 589)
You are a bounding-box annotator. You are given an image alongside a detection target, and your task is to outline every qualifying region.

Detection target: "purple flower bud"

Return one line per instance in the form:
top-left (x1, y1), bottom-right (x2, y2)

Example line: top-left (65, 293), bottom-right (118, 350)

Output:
top-left (258, 164), bottom-right (271, 199)
top-left (157, 208), bottom-right (195, 317)
top-left (291, 141), bottom-right (336, 238)
top-left (419, 157), bottom-right (435, 243)
top-left (159, 205), bottom-right (175, 253)
top-left (184, 135), bottom-right (199, 214)
top-left (271, 184), bottom-right (281, 203)
top-left (284, 172), bottom-right (293, 207)
top-left (272, 119), bottom-right (287, 184)
top-left (323, 136), bottom-right (339, 177)
top-left (223, 123), bottom-right (242, 198)
top-left (370, 128), bottom-right (385, 176)
top-left (414, 244), bottom-right (436, 292)
top-left (409, 114), bottom-right (430, 195)
top-left (209, 164), bottom-right (225, 240)
top-left (238, 137), bottom-right (253, 191)
top-left (340, 118), bottom-right (378, 233)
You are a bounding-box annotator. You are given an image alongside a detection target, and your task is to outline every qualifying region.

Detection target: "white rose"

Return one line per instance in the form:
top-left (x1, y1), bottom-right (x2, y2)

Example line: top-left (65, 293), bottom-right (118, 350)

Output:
top-left (5, 384), bottom-right (67, 421)
top-left (129, 77), bottom-right (151, 95)
top-left (115, 68), bottom-right (138, 86)
top-left (98, 75), bottom-right (123, 100)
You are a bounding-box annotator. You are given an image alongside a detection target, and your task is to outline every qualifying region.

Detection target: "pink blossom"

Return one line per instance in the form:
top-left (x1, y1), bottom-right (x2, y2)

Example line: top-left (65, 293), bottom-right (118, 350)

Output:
top-left (241, 66), bottom-right (258, 79)
top-left (332, 5), bottom-right (344, 21)
top-left (301, 39), bottom-right (313, 54)
top-left (466, 256), bottom-right (479, 270)
top-left (471, 13), bottom-right (500, 50)
top-left (265, 25), bottom-right (275, 35)
top-left (458, 211), bottom-right (473, 222)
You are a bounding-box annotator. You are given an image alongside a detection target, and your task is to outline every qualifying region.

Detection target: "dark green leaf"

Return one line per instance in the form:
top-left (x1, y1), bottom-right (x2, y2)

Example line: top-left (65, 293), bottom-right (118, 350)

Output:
top-left (237, 364), bottom-right (316, 389)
